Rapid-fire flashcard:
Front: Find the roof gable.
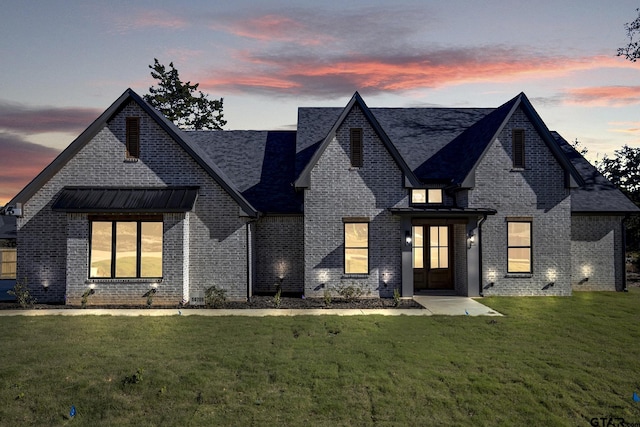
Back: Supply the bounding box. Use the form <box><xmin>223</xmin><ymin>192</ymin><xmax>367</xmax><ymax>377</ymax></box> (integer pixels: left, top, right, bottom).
<box><xmin>294</xmin><ymin>92</ymin><xmax>421</xmax><ymax>188</ymax></box>
<box><xmin>413</xmin><ymin>93</ymin><xmax>584</xmax><ymax>188</ymax></box>
<box><xmin>7</xmin><ymin>89</ymin><xmax>257</xmax><ymax>217</ymax></box>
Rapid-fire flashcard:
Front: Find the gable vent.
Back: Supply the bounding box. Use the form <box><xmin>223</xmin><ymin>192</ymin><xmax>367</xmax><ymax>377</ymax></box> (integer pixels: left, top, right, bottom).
<box><xmin>350</xmin><ymin>128</ymin><xmax>363</xmax><ymax>168</ymax></box>
<box><xmin>512</xmin><ymin>129</ymin><xmax>525</xmax><ymax>168</ymax></box>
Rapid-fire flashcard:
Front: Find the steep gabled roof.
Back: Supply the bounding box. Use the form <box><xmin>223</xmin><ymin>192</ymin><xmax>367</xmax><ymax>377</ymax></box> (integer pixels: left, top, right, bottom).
<box><xmin>294</xmin><ymin>92</ymin><xmax>421</xmax><ymax>188</ymax></box>
<box><xmin>553</xmin><ymin>132</ymin><xmax>639</xmax><ymax>214</ymax></box>
<box><xmin>7</xmin><ymin>89</ymin><xmax>258</xmax><ymax>217</ymax></box>
<box><xmin>415</xmin><ymin>93</ymin><xmax>584</xmax><ymax>187</ymax></box>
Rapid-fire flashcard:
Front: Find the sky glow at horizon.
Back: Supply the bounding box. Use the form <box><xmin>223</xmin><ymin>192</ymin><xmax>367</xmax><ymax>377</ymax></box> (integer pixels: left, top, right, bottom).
<box><xmin>1</xmin><ymin>0</ymin><xmax>639</xmax><ymax>204</ymax></box>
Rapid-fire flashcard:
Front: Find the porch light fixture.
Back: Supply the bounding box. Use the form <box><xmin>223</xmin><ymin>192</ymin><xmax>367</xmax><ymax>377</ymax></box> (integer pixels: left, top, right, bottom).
<box><xmin>405</xmin><ymin>231</ymin><xmax>412</xmax><ymax>246</ymax></box>
<box><xmin>43</xmin><ymin>283</ymin><xmax>49</xmax><ymax>292</ymax></box>
<box><xmin>467</xmin><ymin>231</ymin><xmax>476</xmax><ymax>249</ymax></box>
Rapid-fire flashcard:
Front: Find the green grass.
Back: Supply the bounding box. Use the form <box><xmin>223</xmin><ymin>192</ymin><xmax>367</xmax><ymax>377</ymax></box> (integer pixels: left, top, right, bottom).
<box><xmin>2</xmin><ymin>291</ymin><xmax>640</xmax><ymax>426</ymax></box>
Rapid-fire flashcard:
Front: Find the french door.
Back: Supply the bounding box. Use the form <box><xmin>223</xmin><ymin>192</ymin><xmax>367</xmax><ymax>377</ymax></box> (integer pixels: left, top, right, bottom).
<box><xmin>412</xmin><ymin>225</ymin><xmax>453</xmax><ymax>290</ymax></box>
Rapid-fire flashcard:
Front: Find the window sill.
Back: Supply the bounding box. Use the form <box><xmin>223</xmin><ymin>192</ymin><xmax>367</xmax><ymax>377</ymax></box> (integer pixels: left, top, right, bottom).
<box><xmin>505</xmin><ymin>273</ymin><xmax>532</xmax><ymax>278</ymax></box>
<box><xmin>341</xmin><ymin>274</ymin><xmax>369</xmax><ymax>279</ymax></box>
<box><xmin>124</xmin><ymin>158</ymin><xmax>139</xmax><ymax>163</ymax></box>
<box><xmin>86</xmin><ymin>278</ymin><xmax>163</xmax><ymax>283</ymax></box>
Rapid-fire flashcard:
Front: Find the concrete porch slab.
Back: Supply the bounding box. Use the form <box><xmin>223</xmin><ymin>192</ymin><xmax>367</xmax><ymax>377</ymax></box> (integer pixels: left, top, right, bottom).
<box><xmin>412</xmin><ymin>296</ymin><xmax>502</xmax><ymax>316</ymax></box>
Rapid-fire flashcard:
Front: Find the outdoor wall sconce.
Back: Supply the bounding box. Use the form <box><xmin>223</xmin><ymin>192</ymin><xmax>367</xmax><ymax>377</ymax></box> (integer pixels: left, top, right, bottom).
<box><xmin>405</xmin><ymin>231</ymin><xmax>412</xmax><ymax>246</ymax></box>
<box><xmin>542</xmin><ymin>282</ymin><xmax>555</xmax><ymax>290</ymax></box>
<box><xmin>483</xmin><ymin>282</ymin><xmax>494</xmax><ymax>290</ymax></box>
<box><xmin>578</xmin><ymin>277</ymin><xmax>589</xmax><ymax>285</ymax></box>
<box><xmin>151</xmin><ymin>282</ymin><xmax>158</xmax><ymax>290</ymax></box>
<box><xmin>467</xmin><ymin>231</ymin><xmax>476</xmax><ymax>249</ymax></box>
<box><xmin>43</xmin><ymin>283</ymin><xmax>49</xmax><ymax>292</ymax></box>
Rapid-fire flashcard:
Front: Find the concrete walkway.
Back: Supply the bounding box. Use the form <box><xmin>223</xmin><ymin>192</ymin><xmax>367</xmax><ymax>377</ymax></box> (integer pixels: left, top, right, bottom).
<box><xmin>0</xmin><ymin>297</ymin><xmax>501</xmax><ymax>317</ymax></box>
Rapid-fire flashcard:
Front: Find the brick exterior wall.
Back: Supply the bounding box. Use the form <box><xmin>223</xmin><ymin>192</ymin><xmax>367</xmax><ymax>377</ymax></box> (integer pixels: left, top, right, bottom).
<box><xmin>18</xmin><ymin>101</ymin><xmax>249</xmax><ymax>305</ymax></box>
<box><xmin>571</xmin><ymin>215</ymin><xmax>625</xmax><ymax>291</ymax></box>
<box><xmin>255</xmin><ymin>215</ymin><xmax>304</xmax><ymax>294</ymax></box>
<box><xmin>469</xmin><ymin>108</ymin><xmax>573</xmax><ymax>296</ymax></box>
<box><xmin>303</xmin><ymin>105</ymin><xmax>407</xmax><ymax>298</ymax></box>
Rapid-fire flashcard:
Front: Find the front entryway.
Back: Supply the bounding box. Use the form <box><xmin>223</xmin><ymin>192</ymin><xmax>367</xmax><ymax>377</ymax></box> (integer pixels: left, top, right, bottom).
<box><xmin>412</xmin><ymin>225</ymin><xmax>453</xmax><ymax>291</ymax></box>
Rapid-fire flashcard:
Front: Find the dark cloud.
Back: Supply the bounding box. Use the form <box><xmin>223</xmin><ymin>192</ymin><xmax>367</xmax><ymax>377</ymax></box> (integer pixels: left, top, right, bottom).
<box><xmin>0</xmin><ymin>133</ymin><xmax>60</xmax><ymax>203</ymax></box>
<box><xmin>0</xmin><ymin>102</ymin><xmax>101</xmax><ymax>134</ymax></box>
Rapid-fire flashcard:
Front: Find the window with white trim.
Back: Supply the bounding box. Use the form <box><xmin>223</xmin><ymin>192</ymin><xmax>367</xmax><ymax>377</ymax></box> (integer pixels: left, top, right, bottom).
<box><xmin>344</xmin><ymin>222</ymin><xmax>368</xmax><ymax>274</ymax></box>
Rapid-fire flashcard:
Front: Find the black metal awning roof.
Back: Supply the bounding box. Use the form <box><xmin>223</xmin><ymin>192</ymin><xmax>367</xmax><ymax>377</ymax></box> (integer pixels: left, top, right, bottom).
<box><xmin>52</xmin><ymin>187</ymin><xmax>199</xmax><ymax>213</ymax></box>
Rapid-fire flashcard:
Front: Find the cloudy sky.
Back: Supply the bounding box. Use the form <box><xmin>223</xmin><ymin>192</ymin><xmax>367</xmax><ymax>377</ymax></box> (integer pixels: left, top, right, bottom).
<box><xmin>1</xmin><ymin>0</ymin><xmax>639</xmax><ymax>204</ymax></box>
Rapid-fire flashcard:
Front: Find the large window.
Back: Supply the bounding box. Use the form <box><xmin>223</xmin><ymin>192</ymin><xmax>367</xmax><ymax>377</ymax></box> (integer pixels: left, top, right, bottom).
<box><xmin>507</xmin><ymin>221</ymin><xmax>531</xmax><ymax>273</ymax></box>
<box><xmin>0</xmin><ymin>248</ymin><xmax>16</xmax><ymax>279</ymax></box>
<box><xmin>344</xmin><ymin>222</ymin><xmax>368</xmax><ymax>274</ymax></box>
<box><xmin>90</xmin><ymin>218</ymin><xmax>162</xmax><ymax>278</ymax></box>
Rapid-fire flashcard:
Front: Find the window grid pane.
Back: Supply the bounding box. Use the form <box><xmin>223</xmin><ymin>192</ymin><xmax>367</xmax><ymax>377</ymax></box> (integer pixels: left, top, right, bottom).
<box><xmin>0</xmin><ymin>249</ymin><xmax>17</xmax><ymax>279</ymax></box>
<box><xmin>115</xmin><ymin>222</ymin><xmax>138</xmax><ymax>277</ymax></box>
<box><xmin>140</xmin><ymin>222</ymin><xmax>163</xmax><ymax>277</ymax></box>
<box><xmin>412</xmin><ymin>189</ymin><xmax>426</xmax><ymax>204</ymax></box>
<box><xmin>427</xmin><ymin>189</ymin><xmax>443</xmax><ymax>204</ymax></box>
<box><xmin>90</xmin><ymin>222</ymin><xmax>112</xmax><ymax>278</ymax></box>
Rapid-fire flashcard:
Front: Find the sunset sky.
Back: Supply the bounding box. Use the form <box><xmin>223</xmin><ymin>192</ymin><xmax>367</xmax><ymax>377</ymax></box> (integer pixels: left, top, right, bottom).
<box><xmin>1</xmin><ymin>0</ymin><xmax>639</xmax><ymax>204</ymax></box>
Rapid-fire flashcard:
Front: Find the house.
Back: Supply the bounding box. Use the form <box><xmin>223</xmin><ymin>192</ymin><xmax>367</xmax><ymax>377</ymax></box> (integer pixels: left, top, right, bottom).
<box><xmin>2</xmin><ymin>89</ymin><xmax>637</xmax><ymax>306</ymax></box>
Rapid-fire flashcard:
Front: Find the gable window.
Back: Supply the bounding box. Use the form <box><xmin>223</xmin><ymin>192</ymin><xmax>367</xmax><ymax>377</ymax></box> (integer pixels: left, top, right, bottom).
<box><xmin>507</xmin><ymin>221</ymin><xmax>531</xmax><ymax>273</ymax></box>
<box><xmin>411</xmin><ymin>189</ymin><xmax>443</xmax><ymax>204</ymax></box>
<box><xmin>0</xmin><ymin>248</ymin><xmax>16</xmax><ymax>279</ymax></box>
<box><xmin>350</xmin><ymin>128</ymin><xmax>363</xmax><ymax>168</ymax></box>
<box><xmin>512</xmin><ymin>129</ymin><xmax>525</xmax><ymax>169</ymax></box>
<box><xmin>344</xmin><ymin>221</ymin><xmax>368</xmax><ymax>274</ymax></box>
<box><xmin>126</xmin><ymin>117</ymin><xmax>140</xmax><ymax>159</ymax></box>
<box><xmin>90</xmin><ymin>217</ymin><xmax>162</xmax><ymax>278</ymax></box>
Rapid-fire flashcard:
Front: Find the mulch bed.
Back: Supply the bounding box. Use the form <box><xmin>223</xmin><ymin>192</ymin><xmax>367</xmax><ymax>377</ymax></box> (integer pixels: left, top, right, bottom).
<box><xmin>0</xmin><ymin>295</ymin><xmax>424</xmax><ymax>310</ymax></box>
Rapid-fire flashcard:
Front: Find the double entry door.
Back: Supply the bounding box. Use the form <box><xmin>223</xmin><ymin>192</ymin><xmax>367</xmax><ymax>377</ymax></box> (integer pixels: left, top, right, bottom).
<box><xmin>412</xmin><ymin>225</ymin><xmax>453</xmax><ymax>290</ymax></box>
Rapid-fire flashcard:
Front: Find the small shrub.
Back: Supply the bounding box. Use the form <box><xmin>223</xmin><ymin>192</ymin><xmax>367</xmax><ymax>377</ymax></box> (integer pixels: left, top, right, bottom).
<box><xmin>143</xmin><ymin>288</ymin><xmax>157</xmax><ymax>307</ymax></box>
<box><xmin>8</xmin><ymin>279</ymin><xmax>35</xmax><ymax>308</ymax></box>
<box><xmin>81</xmin><ymin>288</ymin><xmax>95</xmax><ymax>308</ymax></box>
<box><xmin>393</xmin><ymin>288</ymin><xmax>401</xmax><ymax>307</ymax></box>
<box><xmin>337</xmin><ymin>284</ymin><xmax>364</xmax><ymax>302</ymax></box>
<box><xmin>205</xmin><ymin>285</ymin><xmax>227</xmax><ymax>308</ymax></box>
<box><xmin>273</xmin><ymin>286</ymin><xmax>282</xmax><ymax>308</ymax></box>
<box><xmin>323</xmin><ymin>288</ymin><xmax>332</xmax><ymax>306</ymax></box>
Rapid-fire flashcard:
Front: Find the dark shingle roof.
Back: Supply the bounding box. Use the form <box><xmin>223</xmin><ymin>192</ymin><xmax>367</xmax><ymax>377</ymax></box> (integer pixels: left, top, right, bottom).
<box><xmin>413</xmin><ymin>97</ymin><xmax>517</xmax><ymax>183</ymax></box>
<box><xmin>553</xmin><ymin>132</ymin><xmax>639</xmax><ymax>213</ymax></box>
<box><xmin>188</xmin><ymin>131</ymin><xmax>303</xmax><ymax>213</ymax></box>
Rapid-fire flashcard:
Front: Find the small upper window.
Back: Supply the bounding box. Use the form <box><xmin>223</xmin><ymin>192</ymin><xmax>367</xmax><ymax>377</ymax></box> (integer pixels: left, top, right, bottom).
<box><xmin>126</xmin><ymin>117</ymin><xmax>140</xmax><ymax>159</ymax></box>
<box><xmin>428</xmin><ymin>189</ymin><xmax>443</xmax><ymax>204</ymax></box>
<box><xmin>411</xmin><ymin>189</ymin><xmax>443</xmax><ymax>204</ymax></box>
<box><xmin>512</xmin><ymin>129</ymin><xmax>525</xmax><ymax>169</ymax></box>
<box><xmin>411</xmin><ymin>189</ymin><xmax>426</xmax><ymax>204</ymax></box>
<box><xmin>350</xmin><ymin>128</ymin><xmax>363</xmax><ymax>168</ymax></box>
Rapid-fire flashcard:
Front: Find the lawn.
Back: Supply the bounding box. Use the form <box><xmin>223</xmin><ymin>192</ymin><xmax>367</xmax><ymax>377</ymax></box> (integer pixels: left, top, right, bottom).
<box><xmin>2</xmin><ymin>290</ymin><xmax>640</xmax><ymax>426</ymax></box>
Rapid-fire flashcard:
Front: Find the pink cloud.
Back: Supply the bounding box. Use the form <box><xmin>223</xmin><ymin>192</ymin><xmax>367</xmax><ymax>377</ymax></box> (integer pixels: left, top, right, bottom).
<box><xmin>565</xmin><ymin>86</ymin><xmax>640</xmax><ymax>106</ymax></box>
<box><xmin>201</xmin><ymin>50</ymin><xmax>631</xmax><ymax>97</ymax></box>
